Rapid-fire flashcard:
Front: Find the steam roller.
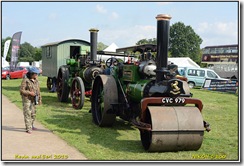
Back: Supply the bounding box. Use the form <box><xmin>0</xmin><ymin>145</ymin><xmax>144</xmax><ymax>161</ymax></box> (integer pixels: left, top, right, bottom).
<box><xmin>56</xmin><ymin>28</ymin><xmax>104</xmax><ymax>109</ymax></box>
<box><xmin>91</xmin><ymin>14</ymin><xmax>210</xmax><ymax>152</ymax></box>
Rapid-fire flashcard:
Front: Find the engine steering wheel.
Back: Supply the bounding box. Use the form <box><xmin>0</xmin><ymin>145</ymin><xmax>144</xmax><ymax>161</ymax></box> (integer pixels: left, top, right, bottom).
<box><xmin>105</xmin><ymin>58</ymin><xmax>119</xmax><ymax>68</ymax></box>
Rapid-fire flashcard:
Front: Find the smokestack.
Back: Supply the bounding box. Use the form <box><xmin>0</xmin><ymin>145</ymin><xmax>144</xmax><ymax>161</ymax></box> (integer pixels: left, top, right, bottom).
<box><xmin>89</xmin><ymin>28</ymin><xmax>99</xmax><ymax>61</ymax></box>
<box><xmin>155</xmin><ymin>14</ymin><xmax>172</xmax><ymax>82</ymax></box>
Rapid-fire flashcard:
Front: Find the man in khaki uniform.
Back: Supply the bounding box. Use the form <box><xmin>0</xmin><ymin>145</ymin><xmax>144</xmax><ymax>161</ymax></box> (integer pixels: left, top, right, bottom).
<box><xmin>20</xmin><ymin>67</ymin><xmax>42</xmax><ymax>134</ymax></box>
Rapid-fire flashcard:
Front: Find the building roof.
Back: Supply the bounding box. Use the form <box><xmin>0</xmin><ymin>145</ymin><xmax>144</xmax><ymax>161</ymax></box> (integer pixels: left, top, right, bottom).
<box><xmin>41</xmin><ymin>39</ymin><xmax>90</xmax><ymax>47</ymax></box>
<box><xmin>203</xmin><ymin>44</ymin><xmax>238</xmax><ymax>48</ymax></box>
<box><xmin>116</xmin><ymin>44</ymin><xmax>157</xmax><ymax>53</ymax></box>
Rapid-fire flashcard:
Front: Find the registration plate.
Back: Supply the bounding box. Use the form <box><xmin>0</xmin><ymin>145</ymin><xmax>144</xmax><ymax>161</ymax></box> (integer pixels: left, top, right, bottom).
<box><xmin>162</xmin><ymin>97</ymin><xmax>185</xmax><ymax>104</ymax></box>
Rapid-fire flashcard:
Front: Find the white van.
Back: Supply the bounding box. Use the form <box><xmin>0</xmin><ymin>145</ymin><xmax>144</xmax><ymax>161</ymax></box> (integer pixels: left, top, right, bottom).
<box><xmin>178</xmin><ymin>67</ymin><xmax>228</xmax><ymax>88</ymax></box>
<box><xmin>17</xmin><ymin>62</ymin><xmax>30</xmax><ymax>67</ymax></box>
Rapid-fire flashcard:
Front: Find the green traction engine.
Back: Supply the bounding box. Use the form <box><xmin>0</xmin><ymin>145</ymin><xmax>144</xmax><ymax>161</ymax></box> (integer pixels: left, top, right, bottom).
<box><xmin>56</xmin><ymin>29</ymin><xmax>103</xmax><ymax>109</ymax></box>
<box><xmin>91</xmin><ymin>14</ymin><xmax>210</xmax><ymax>152</ymax></box>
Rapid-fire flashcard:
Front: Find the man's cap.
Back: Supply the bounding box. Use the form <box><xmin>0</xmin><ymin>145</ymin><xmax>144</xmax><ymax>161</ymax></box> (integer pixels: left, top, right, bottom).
<box><xmin>28</xmin><ymin>67</ymin><xmax>40</xmax><ymax>74</ymax></box>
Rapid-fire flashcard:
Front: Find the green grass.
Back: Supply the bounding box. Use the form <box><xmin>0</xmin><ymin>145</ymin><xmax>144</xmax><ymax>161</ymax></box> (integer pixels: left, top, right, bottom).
<box><xmin>2</xmin><ymin>76</ymin><xmax>239</xmax><ymax>161</ymax></box>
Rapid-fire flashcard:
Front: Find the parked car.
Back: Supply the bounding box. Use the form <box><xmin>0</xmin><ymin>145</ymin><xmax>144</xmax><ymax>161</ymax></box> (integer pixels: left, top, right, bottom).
<box><xmin>2</xmin><ymin>66</ymin><xmax>29</xmax><ymax>80</ymax></box>
<box><xmin>178</xmin><ymin>67</ymin><xmax>229</xmax><ymax>88</ymax></box>
<box><xmin>2</xmin><ymin>66</ymin><xmax>10</xmax><ymax>71</ymax></box>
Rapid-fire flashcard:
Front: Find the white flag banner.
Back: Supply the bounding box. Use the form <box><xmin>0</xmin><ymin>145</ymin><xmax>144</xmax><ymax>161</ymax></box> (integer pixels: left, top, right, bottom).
<box><xmin>3</xmin><ymin>39</ymin><xmax>11</xmax><ymax>60</ymax></box>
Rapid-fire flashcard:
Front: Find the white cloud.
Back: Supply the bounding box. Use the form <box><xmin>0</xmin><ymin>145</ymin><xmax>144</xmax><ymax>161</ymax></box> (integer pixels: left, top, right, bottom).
<box><xmin>196</xmin><ymin>21</ymin><xmax>237</xmax><ymax>36</ymax></box>
<box><xmin>48</xmin><ymin>13</ymin><xmax>58</xmax><ymax>20</ymax></box>
<box><xmin>99</xmin><ymin>25</ymin><xmax>156</xmax><ymax>47</ymax></box>
<box><xmin>110</xmin><ymin>12</ymin><xmax>119</xmax><ymax>20</ymax></box>
<box><xmin>32</xmin><ymin>38</ymin><xmax>50</xmax><ymax>47</ymax></box>
<box><xmin>135</xmin><ymin>25</ymin><xmax>156</xmax><ymax>32</ymax></box>
<box><xmin>96</xmin><ymin>4</ymin><xmax>107</xmax><ymax>14</ymax></box>
<box><xmin>100</xmin><ymin>21</ymin><xmax>238</xmax><ymax>48</ymax></box>
<box><xmin>2</xmin><ymin>16</ymin><xmax>7</xmax><ymax>23</ymax></box>
<box><xmin>96</xmin><ymin>5</ymin><xmax>118</xmax><ymax>20</ymax></box>
<box><xmin>196</xmin><ymin>22</ymin><xmax>209</xmax><ymax>33</ymax></box>
<box><xmin>2</xmin><ymin>16</ymin><xmax>15</xmax><ymax>25</ymax></box>
<box><xmin>196</xmin><ymin>21</ymin><xmax>238</xmax><ymax>47</ymax></box>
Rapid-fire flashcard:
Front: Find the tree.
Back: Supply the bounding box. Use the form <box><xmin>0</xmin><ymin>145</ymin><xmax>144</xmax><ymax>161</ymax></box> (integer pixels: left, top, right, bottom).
<box><xmin>135</xmin><ymin>22</ymin><xmax>203</xmax><ymax>64</ymax></box>
<box><xmin>97</xmin><ymin>42</ymin><xmax>108</xmax><ymax>51</ymax></box>
<box><xmin>169</xmin><ymin>22</ymin><xmax>202</xmax><ymax>64</ymax></box>
<box><xmin>2</xmin><ymin>38</ymin><xmax>42</xmax><ymax>63</ymax></box>
<box><xmin>19</xmin><ymin>42</ymin><xmax>35</xmax><ymax>62</ymax></box>
<box><xmin>34</xmin><ymin>47</ymin><xmax>42</xmax><ymax>61</ymax></box>
<box><xmin>136</xmin><ymin>38</ymin><xmax>157</xmax><ymax>45</ymax></box>
<box><xmin>1</xmin><ymin>37</ymin><xmax>12</xmax><ymax>61</ymax></box>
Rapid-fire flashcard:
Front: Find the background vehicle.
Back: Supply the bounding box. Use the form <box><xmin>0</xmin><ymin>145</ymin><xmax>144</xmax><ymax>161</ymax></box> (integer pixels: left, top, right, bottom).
<box><xmin>201</xmin><ymin>44</ymin><xmax>238</xmax><ymax>79</ymax></box>
<box><xmin>2</xmin><ymin>66</ymin><xmax>10</xmax><ymax>71</ymax></box>
<box><xmin>179</xmin><ymin>67</ymin><xmax>228</xmax><ymax>88</ymax></box>
<box><xmin>2</xmin><ymin>66</ymin><xmax>29</xmax><ymax>80</ymax></box>
<box><xmin>55</xmin><ymin>29</ymin><xmax>104</xmax><ymax>109</ymax></box>
<box><xmin>42</xmin><ymin>29</ymin><xmax>122</xmax><ymax>109</ymax></box>
<box><xmin>2</xmin><ymin>66</ymin><xmax>10</xmax><ymax>79</ymax></box>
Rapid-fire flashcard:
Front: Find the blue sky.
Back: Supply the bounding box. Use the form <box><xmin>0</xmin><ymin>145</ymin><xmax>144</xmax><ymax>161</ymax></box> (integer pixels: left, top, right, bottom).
<box><xmin>2</xmin><ymin>1</ymin><xmax>239</xmax><ymax>48</ymax></box>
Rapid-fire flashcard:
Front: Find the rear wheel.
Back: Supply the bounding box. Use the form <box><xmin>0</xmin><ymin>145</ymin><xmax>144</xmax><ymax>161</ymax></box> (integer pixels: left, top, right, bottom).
<box><xmin>188</xmin><ymin>81</ymin><xmax>195</xmax><ymax>89</ymax></box>
<box><xmin>57</xmin><ymin>66</ymin><xmax>70</xmax><ymax>102</ymax></box>
<box><xmin>71</xmin><ymin>77</ymin><xmax>85</xmax><ymax>109</ymax></box>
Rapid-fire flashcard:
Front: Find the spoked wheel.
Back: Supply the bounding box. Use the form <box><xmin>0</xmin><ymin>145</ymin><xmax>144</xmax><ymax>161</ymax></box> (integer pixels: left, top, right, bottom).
<box><xmin>140</xmin><ymin>106</ymin><xmax>204</xmax><ymax>152</ymax></box>
<box><xmin>57</xmin><ymin>66</ymin><xmax>70</xmax><ymax>102</ymax></box>
<box><xmin>47</xmin><ymin>77</ymin><xmax>52</xmax><ymax>90</ymax></box>
<box><xmin>91</xmin><ymin>75</ymin><xmax>118</xmax><ymax>127</ymax></box>
<box><xmin>71</xmin><ymin>77</ymin><xmax>85</xmax><ymax>109</ymax></box>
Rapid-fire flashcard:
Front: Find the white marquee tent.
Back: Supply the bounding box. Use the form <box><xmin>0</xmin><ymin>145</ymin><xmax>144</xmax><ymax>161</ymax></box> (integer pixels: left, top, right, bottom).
<box><xmin>168</xmin><ymin>57</ymin><xmax>200</xmax><ymax>68</ymax></box>
<box><xmin>97</xmin><ymin>43</ymin><xmax>128</xmax><ymax>62</ymax></box>
<box><xmin>103</xmin><ymin>43</ymin><xmax>118</xmax><ymax>52</ymax></box>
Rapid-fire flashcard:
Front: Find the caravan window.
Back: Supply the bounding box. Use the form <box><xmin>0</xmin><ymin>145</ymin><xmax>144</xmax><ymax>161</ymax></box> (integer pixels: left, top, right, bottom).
<box><xmin>46</xmin><ymin>47</ymin><xmax>51</xmax><ymax>58</ymax></box>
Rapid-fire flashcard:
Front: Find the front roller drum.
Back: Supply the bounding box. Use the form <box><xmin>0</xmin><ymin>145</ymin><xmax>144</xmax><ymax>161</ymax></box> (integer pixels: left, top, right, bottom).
<box><xmin>140</xmin><ymin>106</ymin><xmax>204</xmax><ymax>152</ymax></box>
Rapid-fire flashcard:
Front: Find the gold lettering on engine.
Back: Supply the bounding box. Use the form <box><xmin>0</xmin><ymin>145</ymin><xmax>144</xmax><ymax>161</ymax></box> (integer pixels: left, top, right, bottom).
<box><xmin>170</xmin><ymin>81</ymin><xmax>181</xmax><ymax>95</ymax></box>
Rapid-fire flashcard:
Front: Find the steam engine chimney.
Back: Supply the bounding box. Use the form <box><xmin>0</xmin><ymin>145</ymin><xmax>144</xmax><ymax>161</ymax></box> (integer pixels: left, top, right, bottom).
<box><xmin>155</xmin><ymin>14</ymin><xmax>172</xmax><ymax>83</ymax></box>
<box><xmin>89</xmin><ymin>28</ymin><xmax>99</xmax><ymax>62</ymax></box>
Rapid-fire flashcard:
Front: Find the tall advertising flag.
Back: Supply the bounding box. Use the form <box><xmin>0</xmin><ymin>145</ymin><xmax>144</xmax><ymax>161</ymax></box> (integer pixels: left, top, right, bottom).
<box><xmin>3</xmin><ymin>39</ymin><xmax>11</xmax><ymax>60</ymax></box>
<box><xmin>10</xmin><ymin>31</ymin><xmax>22</xmax><ymax>71</ymax></box>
